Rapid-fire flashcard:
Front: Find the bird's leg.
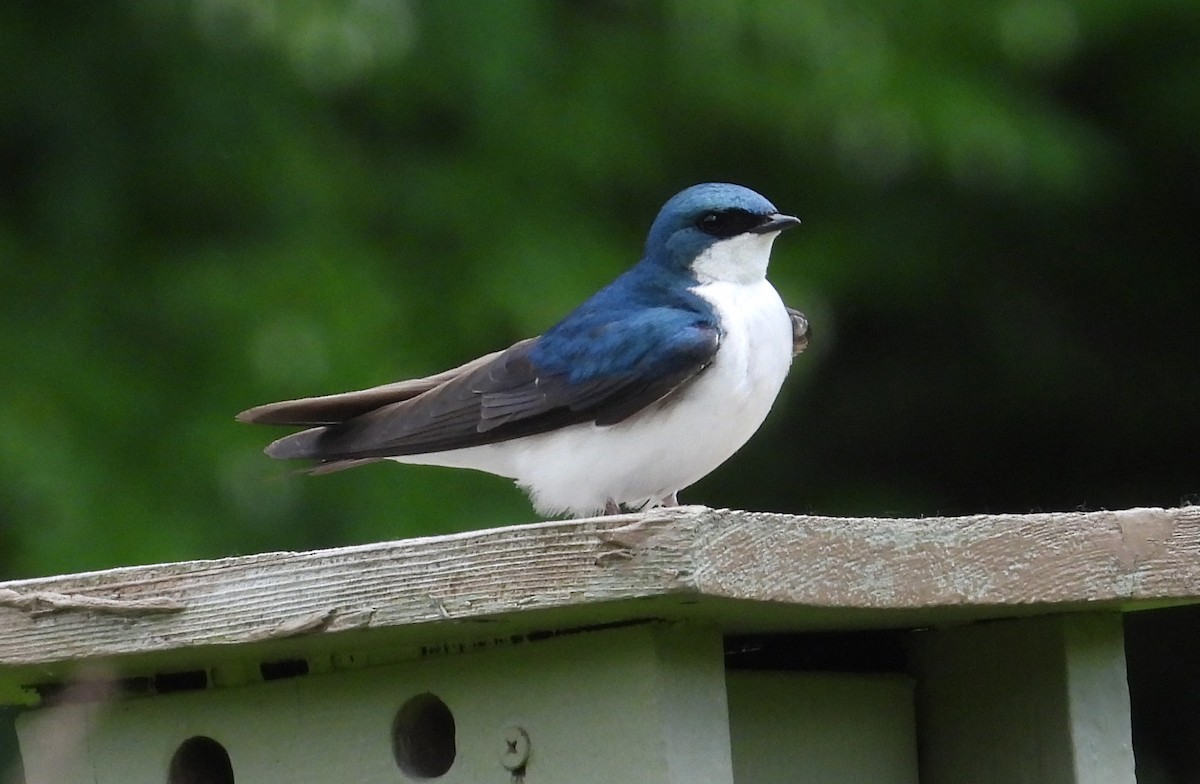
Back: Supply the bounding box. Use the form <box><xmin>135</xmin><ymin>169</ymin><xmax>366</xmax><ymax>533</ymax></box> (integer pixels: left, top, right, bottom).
<box><xmin>661</xmin><ymin>492</ymin><xmax>679</xmax><ymax>507</ymax></box>
<box><xmin>604</xmin><ymin>499</ymin><xmax>622</xmax><ymax>515</ymax></box>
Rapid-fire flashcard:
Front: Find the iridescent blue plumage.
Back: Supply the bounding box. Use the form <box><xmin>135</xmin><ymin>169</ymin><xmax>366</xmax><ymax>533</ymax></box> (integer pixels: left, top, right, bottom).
<box><xmin>643</xmin><ymin>182</ymin><xmax>782</xmax><ymax>265</ymax></box>
<box><xmin>529</xmin><ymin>182</ymin><xmax>783</xmax><ymax>384</ymax></box>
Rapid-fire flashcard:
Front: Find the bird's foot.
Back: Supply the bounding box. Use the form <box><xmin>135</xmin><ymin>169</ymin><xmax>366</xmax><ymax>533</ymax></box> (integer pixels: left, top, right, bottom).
<box><xmin>605</xmin><ymin>494</ymin><xmax>677</xmax><ymax>515</ymax></box>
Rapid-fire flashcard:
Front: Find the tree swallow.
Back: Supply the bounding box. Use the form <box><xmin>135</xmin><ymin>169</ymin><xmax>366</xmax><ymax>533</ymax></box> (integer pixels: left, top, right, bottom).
<box><xmin>238</xmin><ymin>183</ymin><xmax>804</xmax><ymax>517</ymax></box>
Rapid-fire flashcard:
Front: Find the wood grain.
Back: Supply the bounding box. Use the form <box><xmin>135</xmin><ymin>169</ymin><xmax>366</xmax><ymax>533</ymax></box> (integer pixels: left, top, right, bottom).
<box><xmin>0</xmin><ymin>506</ymin><xmax>1197</xmax><ymax>696</ymax></box>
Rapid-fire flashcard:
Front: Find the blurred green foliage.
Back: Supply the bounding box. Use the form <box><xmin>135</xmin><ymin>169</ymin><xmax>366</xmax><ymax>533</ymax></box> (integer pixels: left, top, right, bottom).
<box><xmin>1</xmin><ymin>0</ymin><xmax>1198</xmax><ymax>582</ymax></box>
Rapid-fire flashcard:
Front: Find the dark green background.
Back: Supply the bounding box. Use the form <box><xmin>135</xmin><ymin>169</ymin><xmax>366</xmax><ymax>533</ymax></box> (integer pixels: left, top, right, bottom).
<box><xmin>3</xmin><ymin>2</ymin><xmax>1200</xmax><ymax>780</ymax></box>
<box><xmin>2</xmin><ymin>0</ymin><xmax>1198</xmax><ymax>581</ymax></box>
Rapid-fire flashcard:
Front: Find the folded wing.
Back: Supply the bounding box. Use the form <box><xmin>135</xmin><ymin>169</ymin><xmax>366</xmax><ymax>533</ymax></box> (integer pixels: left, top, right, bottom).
<box><xmin>252</xmin><ymin>311</ymin><xmax>720</xmax><ymax>466</ymax></box>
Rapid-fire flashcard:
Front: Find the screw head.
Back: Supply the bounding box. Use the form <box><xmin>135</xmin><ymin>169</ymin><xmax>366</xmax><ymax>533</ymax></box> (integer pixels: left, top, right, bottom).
<box><xmin>499</xmin><ymin>725</ymin><xmax>530</xmax><ymax>771</ymax></box>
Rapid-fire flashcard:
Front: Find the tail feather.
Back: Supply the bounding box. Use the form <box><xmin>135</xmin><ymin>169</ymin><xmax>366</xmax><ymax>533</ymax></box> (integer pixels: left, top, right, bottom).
<box><xmin>236</xmin><ymin>342</ymin><xmax>525</xmax><ymax>426</ymax></box>
<box><xmin>264</xmin><ymin>427</ymin><xmax>327</xmax><ymax>460</ymax></box>
<box><xmin>308</xmin><ymin>457</ymin><xmax>384</xmax><ymax>474</ymax></box>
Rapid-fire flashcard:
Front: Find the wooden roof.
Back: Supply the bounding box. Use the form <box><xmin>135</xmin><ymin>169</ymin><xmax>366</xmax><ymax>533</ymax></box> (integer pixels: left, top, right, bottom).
<box><xmin>2</xmin><ymin>505</ymin><xmax>1198</xmax><ymax>705</ymax></box>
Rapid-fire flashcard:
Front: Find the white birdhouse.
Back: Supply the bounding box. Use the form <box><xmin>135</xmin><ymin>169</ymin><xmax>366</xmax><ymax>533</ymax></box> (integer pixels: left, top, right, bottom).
<box><xmin>2</xmin><ymin>506</ymin><xmax>1198</xmax><ymax>783</ymax></box>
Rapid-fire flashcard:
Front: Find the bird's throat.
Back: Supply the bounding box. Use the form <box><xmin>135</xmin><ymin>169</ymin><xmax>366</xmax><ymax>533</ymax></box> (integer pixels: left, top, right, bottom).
<box><xmin>689</xmin><ymin>231</ymin><xmax>781</xmax><ymax>284</ymax></box>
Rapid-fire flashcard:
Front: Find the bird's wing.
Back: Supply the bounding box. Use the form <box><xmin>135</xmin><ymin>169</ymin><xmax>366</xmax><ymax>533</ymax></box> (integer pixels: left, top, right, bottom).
<box><xmin>262</xmin><ymin>310</ymin><xmax>720</xmax><ymax>462</ymax></box>
<box><xmin>786</xmin><ymin>306</ymin><xmax>810</xmax><ymax>356</ymax></box>
<box><xmin>236</xmin><ymin>341</ymin><xmax>529</xmax><ymax>426</ymax></box>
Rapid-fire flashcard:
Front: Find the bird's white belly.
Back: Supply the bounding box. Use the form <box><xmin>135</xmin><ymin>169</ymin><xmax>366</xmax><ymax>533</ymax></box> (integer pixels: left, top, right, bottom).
<box><xmin>391</xmin><ymin>279</ymin><xmax>792</xmax><ymax>517</ymax></box>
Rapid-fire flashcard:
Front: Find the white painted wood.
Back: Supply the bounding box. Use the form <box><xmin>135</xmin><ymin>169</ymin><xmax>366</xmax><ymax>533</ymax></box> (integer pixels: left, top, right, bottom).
<box><xmin>655</xmin><ymin>623</ymin><xmax>736</xmax><ymax>784</ymax></box>
<box><xmin>913</xmin><ymin>613</ymin><xmax>1135</xmax><ymax>784</ymax></box>
<box><xmin>14</xmin><ymin>703</ymin><xmax>98</xmax><ymax>784</ymax></box>
<box><xmin>16</xmin><ymin>622</ymin><xmax>734</xmax><ymax>784</ymax></box>
<box><xmin>1</xmin><ymin>504</ymin><xmax>1197</xmax><ymax>705</ymax></box>
<box><xmin>1064</xmin><ymin>617</ymin><xmax>1138</xmax><ymax>781</ymax></box>
<box><xmin>726</xmin><ymin>671</ymin><xmax>918</xmax><ymax>784</ymax></box>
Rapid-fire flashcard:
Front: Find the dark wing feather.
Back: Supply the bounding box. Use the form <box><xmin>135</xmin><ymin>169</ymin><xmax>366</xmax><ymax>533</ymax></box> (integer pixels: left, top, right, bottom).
<box><xmin>261</xmin><ymin>316</ymin><xmax>719</xmax><ymax>463</ymax></box>
<box><xmin>786</xmin><ymin>307</ymin><xmax>810</xmax><ymax>356</ymax></box>
<box><xmin>236</xmin><ymin>342</ymin><xmax>525</xmax><ymax>425</ymax></box>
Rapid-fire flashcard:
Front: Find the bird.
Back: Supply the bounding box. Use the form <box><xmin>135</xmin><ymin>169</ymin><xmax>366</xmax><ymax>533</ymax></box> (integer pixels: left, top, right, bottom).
<box><xmin>238</xmin><ymin>182</ymin><xmax>805</xmax><ymax>518</ymax></box>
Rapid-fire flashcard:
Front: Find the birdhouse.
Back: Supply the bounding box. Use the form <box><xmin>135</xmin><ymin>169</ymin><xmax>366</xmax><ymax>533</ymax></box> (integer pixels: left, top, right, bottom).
<box><xmin>2</xmin><ymin>506</ymin><xmax>1198</xmax><ymax>783</ymax></box>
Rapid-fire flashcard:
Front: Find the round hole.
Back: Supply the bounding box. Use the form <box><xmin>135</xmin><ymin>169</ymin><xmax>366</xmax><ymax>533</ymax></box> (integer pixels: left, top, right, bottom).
<box><xmin>168</xmin><ymin>735</ymin><xmax>234</xmax><ymax>784</ymax></box>
<box><xmin>392</xmin><ymin>692</ymin><xmax>456</xmax><ymax>779</ymax></box>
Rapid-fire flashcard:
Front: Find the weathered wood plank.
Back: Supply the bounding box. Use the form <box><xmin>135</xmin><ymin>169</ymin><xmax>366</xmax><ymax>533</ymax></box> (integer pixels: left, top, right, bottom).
<box><xmin>0</xmin><ymin>506</ymin><xmax>1197</xmax><ymax>699</ymax></box>
<box><xmin>689</xmin><ymin>505</ymin><xmax>1200</xmax><ymax>607</ymax></box>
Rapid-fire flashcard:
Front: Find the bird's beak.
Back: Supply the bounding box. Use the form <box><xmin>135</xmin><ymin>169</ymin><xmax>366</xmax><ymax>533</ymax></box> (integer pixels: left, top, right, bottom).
<box><xmin>750</xmin><ymin>213</ymin><xmax>802</xmax><ymax>234</ymax></box>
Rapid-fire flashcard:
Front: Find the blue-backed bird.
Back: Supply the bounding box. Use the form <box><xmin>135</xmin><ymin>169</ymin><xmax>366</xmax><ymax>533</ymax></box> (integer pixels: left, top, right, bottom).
<box><xmin>238</xmin><ymin>183</ymin><xmax>808</xmax><ymax>517</ymax></box>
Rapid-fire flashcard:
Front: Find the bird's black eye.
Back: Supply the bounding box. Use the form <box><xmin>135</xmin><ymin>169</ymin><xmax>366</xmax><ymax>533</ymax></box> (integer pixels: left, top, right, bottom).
<box><xmin>695</xmin><ymin>209</ymin><xmax>760</xmax><ymax>238</ymax></box>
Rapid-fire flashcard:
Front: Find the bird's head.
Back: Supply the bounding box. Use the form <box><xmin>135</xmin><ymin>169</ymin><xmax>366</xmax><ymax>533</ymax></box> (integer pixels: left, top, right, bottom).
<box><xmin>643</xmin><ymin>183</ymin><xmax>800</xmax><ymax>284</ymax></box>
